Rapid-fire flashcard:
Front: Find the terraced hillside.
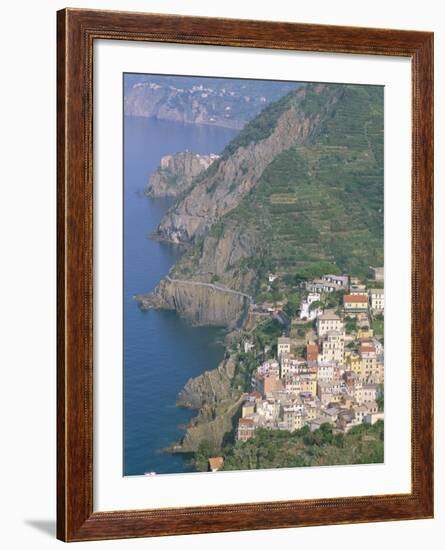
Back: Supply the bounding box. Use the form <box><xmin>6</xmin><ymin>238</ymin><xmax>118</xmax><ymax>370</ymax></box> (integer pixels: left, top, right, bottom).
<box><xmin>142</xmin><ymin>83</ymin><xmax>383</xmax><ymax>319</ymax></box>
<box><xmin>221</xmin><ymin>86</ymin><xmax>383</xmax><ymax>280</ymax></box>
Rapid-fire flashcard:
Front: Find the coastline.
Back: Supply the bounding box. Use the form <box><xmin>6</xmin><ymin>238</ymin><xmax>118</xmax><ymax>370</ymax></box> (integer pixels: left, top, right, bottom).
<box><xmin>123</xmin><ymin>115</ymin><xmax>237</xmax><ymax>475</ymax></box>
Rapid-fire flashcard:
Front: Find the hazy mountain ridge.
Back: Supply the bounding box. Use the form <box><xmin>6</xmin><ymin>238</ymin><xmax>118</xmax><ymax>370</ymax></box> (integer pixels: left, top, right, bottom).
<box><xmin>124</xmin><ymin>76</ymin><xmax>301</xmax><ymax>129</ymax></box>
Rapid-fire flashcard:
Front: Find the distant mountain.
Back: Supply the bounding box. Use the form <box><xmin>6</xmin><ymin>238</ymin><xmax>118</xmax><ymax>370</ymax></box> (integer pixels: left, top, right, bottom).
<box><xmin>124</xmin><ymin>75</ymin><xmax>301</xmax><ymax>129</ymax></box>
<box><xmin>139</xmin><ymin>83</ymin><xmax>384</xmax><ymax>327</ymax></box>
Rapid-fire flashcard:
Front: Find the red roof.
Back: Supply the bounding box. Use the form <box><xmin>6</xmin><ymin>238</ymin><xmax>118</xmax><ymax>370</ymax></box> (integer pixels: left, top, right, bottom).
<box><xmin>344</xmin><ymin>294</ymin><xmax>368</xmax><ymax>303</ymax></box>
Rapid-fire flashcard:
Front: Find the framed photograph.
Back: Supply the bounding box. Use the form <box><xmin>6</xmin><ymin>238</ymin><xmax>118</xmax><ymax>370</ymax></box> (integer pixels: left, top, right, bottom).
<box><xmin>57</xmin><ymin>8</ymin><xmax>433</xmax><ymax>542</ymax></box>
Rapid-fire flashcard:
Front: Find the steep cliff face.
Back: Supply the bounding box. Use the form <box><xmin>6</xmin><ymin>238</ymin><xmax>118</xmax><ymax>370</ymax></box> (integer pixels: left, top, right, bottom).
<box><xmin>156</xmin><ymin>84</ymin><xmax>342</xmax><ymax>244</ymax></box>
<box><xmin>171</xmin><ymin>225</ymin><xmax>260</xmax><ymax>295</ymax></box>
<box><xmin>177</xmin><ymin>355</ymin><xmax>238</xmax><ymax>409</ymax></box>
<box><xmin>136</xmin><ymin>277</ymin><xmax>249</xmax><ymax>327</ymax></box>
<box><xmin>173</xmin><ymin>356</ymin><xmax>242</xmax><ymax>453</ymax></box>
<box><xmin>176</xmin><ymin>399</ymin><xmax>242</xmax><ymax>453</ymax></box>
<box><xmin>146</xmin><ymin>152</ymin><xmax>219</xmax><ymax>198</ymax></box>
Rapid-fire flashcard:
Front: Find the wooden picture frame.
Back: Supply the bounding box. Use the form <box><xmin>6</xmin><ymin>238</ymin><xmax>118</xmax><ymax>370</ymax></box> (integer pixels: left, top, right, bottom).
<box><xmin>57</xmin><ymin>8</ymin><xmax>434</xmax><ymax>542</ymax></box>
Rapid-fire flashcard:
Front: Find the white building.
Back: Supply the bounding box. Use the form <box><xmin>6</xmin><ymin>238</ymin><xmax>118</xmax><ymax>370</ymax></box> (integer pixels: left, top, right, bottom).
<box><xmin>317</xmin><ymin>362</ymin><xmax>336</xmax><ymax>383</ymax></box>
<box><xmin>280</xmin><ymin>354</ymin><xmax>307</xmax><ymax>377</ymax></box>
<box><xmin>277</xmin><ymin>336</ymin><xmax>291</xmax><ymax>358</ymax></box>
<box><xmin>365</xmin><ymin>411</ymin><xmax>384</xmax><ymax>425</ymax></box>
<box><xmin>354</xmin><ymin>383</ymin><xmax>380</xmax><ymax>405</ymax></box>
<box><xmin>321</xmin><ymin>274</ymin><xmax>349</xmax><ymax>288</ymax></box>
<box><xmin>243</xmin><ymin>339</ymin><xmax>255</xmax><ymax>353</ymax></box>
<box><xmin>299</xmin><ymin>293</ymin><xmax>322</xmax><ymax>320</ymax></box>
<box><xmin>307</xmin><ymin>279</ymin><xmax>342</xmax><ymax>293</ymax></box>
<box><xmin>317</xmin><ymin>312</ymin><xmax>343</xmax><ymax>337</ymax></box>
<box><xmin>318</xmin><ymin>331</ymin><xmax>345</xmax><ymax>364</ymax></box>
<box><xmin>257</xmin><ymin>359</ymin><xmax>280</xmax><ymax>377</ymax></box>
<box><xmin>369</xmin><ymin>288</ymin><xmax>384</xmax><ymax>312</ymax></box>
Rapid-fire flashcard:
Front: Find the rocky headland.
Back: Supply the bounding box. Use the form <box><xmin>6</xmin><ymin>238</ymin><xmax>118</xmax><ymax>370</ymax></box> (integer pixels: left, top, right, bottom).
<box><xmin>136</xmin><ymin>276</ymin><xmax>251</xmax><ymax>328</ymax></box>
<box><xmin>146</xmin><ymin>152</ymin><xmax>220</xmax><ymax>198</ymax></box>
<box><xmin>169</xmin><ymin>355</ymin><xmax>243</xmax><ymax>453</ymax></box>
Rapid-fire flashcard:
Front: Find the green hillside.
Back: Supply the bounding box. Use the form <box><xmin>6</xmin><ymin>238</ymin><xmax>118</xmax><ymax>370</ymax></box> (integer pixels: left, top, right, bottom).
<box><xmin>165</xmin><ymin>84</ymin><xmax>383</xmax><ymax>298</ymax></box>
<box><xmin>220</xmin><ymin>85</ymin><xmax>384</xmax><ymax>281</ymax></box>
<box><xmin>194</xmin><ymin>421</ymin><xmax>384</xmax><ymax>471</ymax></box>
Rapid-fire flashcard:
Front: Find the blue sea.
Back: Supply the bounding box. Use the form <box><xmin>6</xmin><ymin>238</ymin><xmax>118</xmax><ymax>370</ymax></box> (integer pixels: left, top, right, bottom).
<box><xmin>123</xmin><ymin>116</ymin><xmax>238</xmax><ymax>476</ymax></box>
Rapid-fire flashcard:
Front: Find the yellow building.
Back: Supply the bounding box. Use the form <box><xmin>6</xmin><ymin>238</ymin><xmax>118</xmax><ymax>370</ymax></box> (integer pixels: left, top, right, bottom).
<box><xmin>360</xmin><ymin>356</ymin><xmax>377</xmax><ymax>380</ymax></box>
<box><xmin>361</xmin><ymin>360</ymin><xmax>384</xmax><ymax>384</ymax></box>
<box><xmin>284</xmin><ymin>373</ymin><xmax>317</xmax><ymax>397</ymax></box>
<box><xmin>282</xmin><ymin>407</ymin><xmax>305</xmax><ymax>432</ymax></box>
<box><xmin>304</xmin><ymin>406</ymin><xmax>318</xmax><ymax>421</ymax></box>
<box><xmin>242</xmin><ymin>401</ymin><xmax>255</xmax><ymax>418</ymax></box>
<box><xmin>345</xmin><ymin>352</ymin><xmax>361</xmax><ymax>375</ymax></box>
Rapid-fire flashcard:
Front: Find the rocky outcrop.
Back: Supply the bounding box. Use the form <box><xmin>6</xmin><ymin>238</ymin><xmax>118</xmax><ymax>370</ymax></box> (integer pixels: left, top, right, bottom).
<box><xmin>171</xmin><ymin>225</ymin><xmax>260</xmax><ymax>295</ymax></box>
<box><xmin>177</xmin><ymin>355</ymin><xmax>238</xmax><ymax>409</ymax></box>
<box><xmin>175</xmin><ymin>398</ymin><xmax>243</xmax><ymax>453</ymax></box>
<box><xmin>172</xmin><ymin>356</ymin><xmax>243</xmax><ymax>453</ymax></box>
<box><xmin>156</xmin><ymin>85</ymin><xmax>343</xmax><ymax>244</ymax></box>
<box><xmin>146</xmin><ymin>152</ymin><xmax>220</xmax><ymax>198</ymax></box>
<box><xmin>136</xmin><ymin>277</ymin><xmax>250</xmax><ymax>328</ymax></box>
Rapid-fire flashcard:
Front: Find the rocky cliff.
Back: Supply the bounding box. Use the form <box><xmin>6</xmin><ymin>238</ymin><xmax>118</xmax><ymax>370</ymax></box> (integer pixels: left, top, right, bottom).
<box><xmin>176</xmin><ymin>399</ymin><xmax>243</xmax><ymax>453</ymax></box>
<box><xmin>136</xmin><ymin>277</ymin><xmax>250</xmax><ymax>328</ymax></box>
<box><xmin>156</xmin><ymin>84</ymin><xmax>342</xmax><ymax>244</ymax></box>
<box><xmin>146</xmin><ymin>152</ymin><xmax>220</xmax><ymax>198</ymax></box>
<box><xmin>177</xmin><ymin>355</ymin><xmax>238</xmax><ymax>409</ymax></box>
<box><xmin>170</xmin><ymin>225</ymin><xmax>260</xmax><ymax>294</ymax></box>
<box><xmin>172</xmin><ymin>356</ymin><xmax>243</xmax><ymax>453</ymax></box>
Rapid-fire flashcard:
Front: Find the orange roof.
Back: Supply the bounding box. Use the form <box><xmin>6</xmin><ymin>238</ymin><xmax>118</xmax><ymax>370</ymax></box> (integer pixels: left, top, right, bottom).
<box><xmin>264</xmin><ymin>375</ymin><xmax>284</xmax><ymax>393</ymax></box>
<box><xmin>344</xmin><ymin>294</ymin><xmax>368</xmax><ymax>303</ymax></box>
<box><xmin>307</xmin><ymin>342</ymin><xmax>318</xmax><ymax>361</ymax></box>
<box><xmin>208</xmin><ymin>457</ymin><xmax>224</xmax><ymax>470</ymax></box>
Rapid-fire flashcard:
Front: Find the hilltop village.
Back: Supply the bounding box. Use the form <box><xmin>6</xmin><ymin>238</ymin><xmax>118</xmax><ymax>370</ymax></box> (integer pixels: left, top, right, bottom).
<box><xmin>234</xmin><ymin>268</ymin><xmax>384</xmax><ymax>446</ymax></box>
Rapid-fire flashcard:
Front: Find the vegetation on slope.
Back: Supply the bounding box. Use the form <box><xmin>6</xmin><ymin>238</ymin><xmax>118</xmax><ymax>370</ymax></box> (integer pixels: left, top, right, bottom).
<box><xmin>220</xmin><ymin>84</ymin><xmax>384</xmax><ymax>283</ymax></box>
<box><xmin>193</xmin><ymin>421</ymin><xmax>384</xmax><ymax>471</ymax></box>
<box><xmin>163</xmin><ymin>84</ymin><xmax>383</xmax><ymax>302</ymax></box>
